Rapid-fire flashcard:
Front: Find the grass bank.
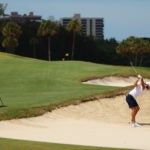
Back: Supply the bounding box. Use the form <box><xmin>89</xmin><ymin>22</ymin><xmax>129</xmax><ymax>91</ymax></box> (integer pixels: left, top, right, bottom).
<box><xmin>0</xmin><ymin>52</ymin><xmax>150</xmax><ymax>120</ymax></box>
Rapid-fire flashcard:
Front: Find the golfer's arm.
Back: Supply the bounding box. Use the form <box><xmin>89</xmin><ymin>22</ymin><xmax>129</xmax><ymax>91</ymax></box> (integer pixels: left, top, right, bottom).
<box><xmin>134</xmin><ymin>80</ymin><xmax>139</xmax><ymax>87</ymax></box>
<box><xmin>141</xmin><ymin>78</ymin><xmax>146</xmax><ymax>89</ymax></box>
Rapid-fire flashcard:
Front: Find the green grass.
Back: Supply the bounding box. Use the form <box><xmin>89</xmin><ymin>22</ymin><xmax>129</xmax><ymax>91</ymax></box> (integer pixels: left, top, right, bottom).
<box><xmin>0</xmin><ymin>52</ymin><xmax>145</xmax><ymax>150</ymax></box>
<box><xmin>0</xmin><ymin>52</ymin><xmax>150</xmax><ymax>120</ymax></box>
<box><xmin>0</xmin><ymin>138</ymin><xmax>132</xmax><ymax>150</ymax></box>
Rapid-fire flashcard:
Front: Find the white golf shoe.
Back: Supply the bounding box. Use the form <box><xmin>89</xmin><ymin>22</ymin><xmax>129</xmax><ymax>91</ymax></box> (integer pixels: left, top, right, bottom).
<box><xmin>130</xmin><ymin>122</ymin><xmax>141</xmax><ymax>127</ymax></box>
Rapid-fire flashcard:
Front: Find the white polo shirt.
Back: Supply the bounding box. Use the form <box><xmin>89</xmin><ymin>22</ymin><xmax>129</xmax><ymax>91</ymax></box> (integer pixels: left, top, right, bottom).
<box><xmin>129</xmin><ymin>80</ymin><xmax>146</xmax><ymax>98</ymax></box>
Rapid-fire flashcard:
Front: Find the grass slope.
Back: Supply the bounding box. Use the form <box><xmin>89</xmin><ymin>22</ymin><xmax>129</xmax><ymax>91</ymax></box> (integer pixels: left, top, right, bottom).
<box><xmin>0</xmin><ymin>138</ymin><xmax>132</xmax><ymax>150</ymax></box>
<box><xmin>0</xmin><ymin>52</ymin><xmax>150</xmax><ymax>120</ymax></box>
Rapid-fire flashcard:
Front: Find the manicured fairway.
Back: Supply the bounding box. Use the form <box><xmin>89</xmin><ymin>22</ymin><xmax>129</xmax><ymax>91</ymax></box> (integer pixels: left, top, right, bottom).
<box><xmin>0</xmin><ymin>52</ymin><xmax>150</xmax><ymax>120</ymax></box>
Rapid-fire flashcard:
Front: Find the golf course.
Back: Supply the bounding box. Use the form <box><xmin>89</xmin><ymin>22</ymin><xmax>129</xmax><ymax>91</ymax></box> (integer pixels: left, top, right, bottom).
<box><xmin>0</xmin><ymin>52</ymin><xmax>150</xmax><ymax>150</ymax></box>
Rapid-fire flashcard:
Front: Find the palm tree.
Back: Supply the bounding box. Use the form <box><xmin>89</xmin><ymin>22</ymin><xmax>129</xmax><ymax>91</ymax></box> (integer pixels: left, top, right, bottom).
<box><xmin>0</xmin><ymin>3</ymin><xmax>7</xmax><ymax>16</ymax></box>
<box><xmin>2</xmin><ymin>21</ymin><xmax>22</xmax><ymax>52</ymax></box>
<box><xmin>2</xmin><ymin>37</ymin><xmax>18</xmax><ymax>52</ymax></box>
<box><xmin>66</xmin><ymin>19</ymin><xmax>82</xmax><ymax>60</ymax></box>
<box><xmin>37</xmin><ymin>20</ymin><xmax>58</xmax><ymax>61</ymax></box>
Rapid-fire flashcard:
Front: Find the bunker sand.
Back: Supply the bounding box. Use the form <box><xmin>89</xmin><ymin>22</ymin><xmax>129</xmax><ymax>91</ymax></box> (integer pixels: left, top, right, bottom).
<box><xmin>0</xmin><ymin>76</ymin><xmax>150</xmax><ymax>150</ymax></box>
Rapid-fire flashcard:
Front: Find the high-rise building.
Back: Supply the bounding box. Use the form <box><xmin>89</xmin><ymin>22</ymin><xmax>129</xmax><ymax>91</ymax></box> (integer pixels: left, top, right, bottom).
<box><xmin>60</xmin><ymin>14</ymin><xmax>104</xmax><ymax>40</ymax></box>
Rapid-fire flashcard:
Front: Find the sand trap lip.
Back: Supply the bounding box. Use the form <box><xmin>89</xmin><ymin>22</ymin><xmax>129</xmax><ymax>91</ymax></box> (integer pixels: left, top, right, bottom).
<box><xmin>82</xmin><ymin>76</ymin><xmax>149</xmax><ymax>87</ymax></box>
<box><xmin>0</xmin><ymin>76</ymin><xmax>150</xmax><ymax>149</ymax></box>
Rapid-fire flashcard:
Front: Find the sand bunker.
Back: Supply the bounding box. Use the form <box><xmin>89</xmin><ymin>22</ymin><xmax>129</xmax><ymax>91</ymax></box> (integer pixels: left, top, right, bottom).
<box><xmin>83</xmin><ymin>76</ymin><xmax>149</xmax><ymax>87</ymax></box>
<box><xmin>0</xmin><ymin>76</ymin><xmax>150</xmax><ymax>150</ymax></box>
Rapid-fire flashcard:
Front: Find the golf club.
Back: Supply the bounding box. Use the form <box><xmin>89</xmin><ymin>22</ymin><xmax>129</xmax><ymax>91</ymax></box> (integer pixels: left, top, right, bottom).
<box><xmin>130</xmin><ymin>61</ymin><xmax>138</xmax><ymax>75</ymax></box>
<box><xmin>130</xmin><ymin>61</ymin><xmax>143</xmax><ymax>80</ymax></box>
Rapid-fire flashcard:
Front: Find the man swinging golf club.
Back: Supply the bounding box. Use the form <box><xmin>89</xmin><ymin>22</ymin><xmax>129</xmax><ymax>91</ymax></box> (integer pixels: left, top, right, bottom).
<box><xmin>126</xmin><ymin>75</ymin><xmax>150</xmax><ymax>127</ymax></box>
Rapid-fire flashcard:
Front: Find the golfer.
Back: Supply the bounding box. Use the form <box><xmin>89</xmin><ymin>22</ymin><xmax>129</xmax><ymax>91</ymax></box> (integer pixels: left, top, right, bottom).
<box><xmin>126</xmin><ymin>75</ymin><xmax>150</xmax><ymax>127</ymax></box>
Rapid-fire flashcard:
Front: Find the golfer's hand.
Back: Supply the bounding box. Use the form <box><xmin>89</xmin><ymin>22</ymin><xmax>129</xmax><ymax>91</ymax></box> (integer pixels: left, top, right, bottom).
<box><xmin>137</xmin><ymin>74</ymin><xmax>142</xmax><ymax>79</ymax></box>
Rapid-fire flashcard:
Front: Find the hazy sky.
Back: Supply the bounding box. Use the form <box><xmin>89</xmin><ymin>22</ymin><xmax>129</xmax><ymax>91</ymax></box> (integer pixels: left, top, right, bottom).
<box><xmin>1</xmin><ymin>0</ymin><xmax>150</xmax><ymax>41</ymax></box>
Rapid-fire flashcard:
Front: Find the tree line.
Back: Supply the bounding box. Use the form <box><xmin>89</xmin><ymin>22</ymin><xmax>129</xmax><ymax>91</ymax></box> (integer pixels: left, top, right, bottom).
<box><xmin>1</xmin><ymin>3</ymin><xmax>150</xmax><ymax>66</ymax></box>
<box><xmin>0</xmin><ymin>19</ymin><xmax>124</xmax><ymax>64</ymax></box>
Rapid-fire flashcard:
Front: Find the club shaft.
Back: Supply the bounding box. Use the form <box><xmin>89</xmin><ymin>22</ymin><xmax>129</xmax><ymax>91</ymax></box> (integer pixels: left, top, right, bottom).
<box><xmin>130</xmin><ymin>61</ymin><xmax>138</xmax><ymax>74</ymax></box>
<box><xmin>131</xmin><ymin>65</ymin><xmax>138</xmax><ymax>74</ymax></box>
<box><xmin>0</xmin><ymin>97</ymin><xmax>3</xmax><ymax>105</ymax></box>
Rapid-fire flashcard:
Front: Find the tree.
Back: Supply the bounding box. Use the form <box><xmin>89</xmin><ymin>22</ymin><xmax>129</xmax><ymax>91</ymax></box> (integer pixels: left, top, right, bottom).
<box><xmin>116</xmin><ymin>36</ymin><xmax>150</xmax><ymax>66</ymax></box>
<box><xmin>29</xmin><ymin>37</ymin><xmax>39</xmax><ymax>58</ymax></box>
<box><xmin>2</xmin><ymin>37</ymin><xmax>18</xmax><ymax>50</ymax></box>
<box><xmin>17</xmin><ymin>20</ymin><xmax>40</xmax><ymax>57</ymax></box>
<box><xmin>2</xmin><ymin>21</ymin><xmax>22</xmax><ymax>52</ymax></box>
<box><xmin>66</xmin><ymin>19</ymin><xmax>82</xmax><ymax>60</ymax></box>
<box><xmin>37</xmin><ymin>20</ymin><xmax>58</xmax><ymax>61</ymax></box>
<box><xmin>0</xmin><ymin>3</ymin><xmax>7</xmax><ymax>16</ymax></box>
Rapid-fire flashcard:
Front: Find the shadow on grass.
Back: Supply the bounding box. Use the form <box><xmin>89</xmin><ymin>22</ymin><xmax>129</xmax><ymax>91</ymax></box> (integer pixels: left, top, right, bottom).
<box><xmin>0</xmin><ymin>105</ymin><xmax>7</xmax><ymax>108</ymax></box>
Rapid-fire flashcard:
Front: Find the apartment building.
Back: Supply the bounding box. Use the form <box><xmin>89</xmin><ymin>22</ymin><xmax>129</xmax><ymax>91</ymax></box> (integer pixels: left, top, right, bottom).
<box><xmin>60</xmin><ymin>14</ymin><xmax>104</xmax><ymax>40</ymax></box>
<box><xmin>0</xmin><ymin>12</ymin><xmax>42</xmax><ymax>23</ymax></box>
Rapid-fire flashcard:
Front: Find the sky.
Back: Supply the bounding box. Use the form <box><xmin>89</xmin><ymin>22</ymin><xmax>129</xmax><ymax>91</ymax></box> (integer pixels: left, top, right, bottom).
<box><xmin>1</xmin><ymin>0</ymin><xmax>150</xmax><ymax>41</ymax></box>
